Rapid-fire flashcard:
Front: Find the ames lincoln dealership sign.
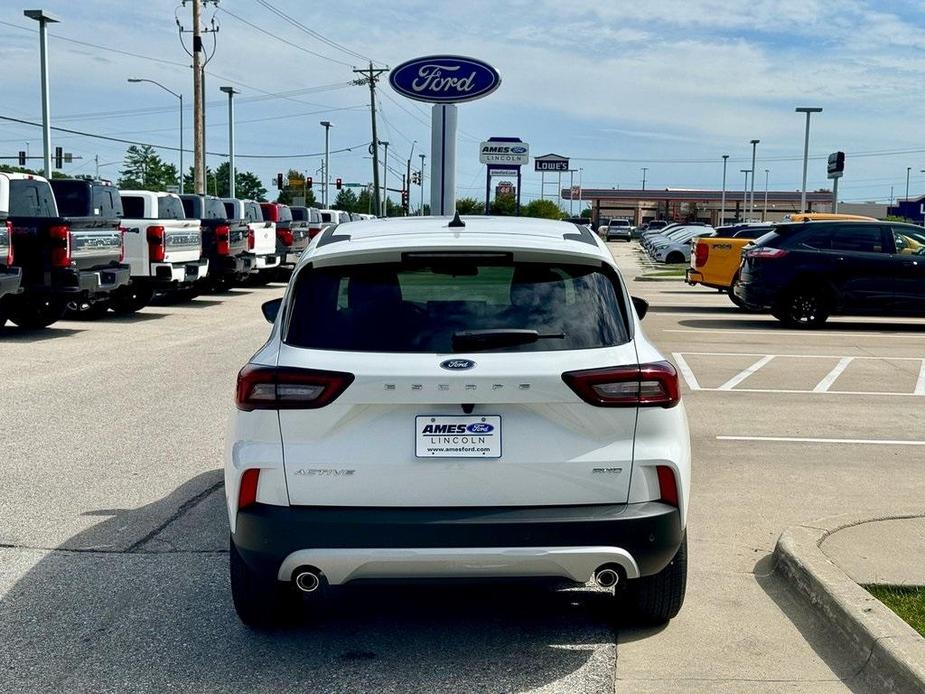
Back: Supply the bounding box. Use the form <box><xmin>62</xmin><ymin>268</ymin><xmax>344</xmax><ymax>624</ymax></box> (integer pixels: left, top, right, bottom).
<box><xmin>479</xmin><ymin>141</ymin><xmax>530</xmax><ymax>165</ymax></box>
<box><xmin>389</xmin><ymin>56</ymin><xmax>501</xmax><ymax>104</ymax></box>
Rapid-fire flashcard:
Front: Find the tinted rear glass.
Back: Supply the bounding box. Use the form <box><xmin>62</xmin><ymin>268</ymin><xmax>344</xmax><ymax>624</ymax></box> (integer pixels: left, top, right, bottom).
<box><xmin>277</xmin><ymin>206</ymin><xmax>292</xmax><ymax>223</ymax></box>
<box><xmin>321</xmin><ymin>212</ymin><xmax>333</xmax><ymax>222</ymax></box>
<box><xmin>158</xmin><ymin>196</ymin><xmax>184</xmax><ymax>220</ymax></box>
<box><xmin>49</xmin><ymin>181</ymin><xmax>91</xmax><ymax>216</ymax></box>
<box><xmin>245</xmin><ymin>202</ymin><xmax>263</xmax><ymax>222</ymax></box>
<box><xmin>121</xmin><ymin>195</ymin><xmax>145</xmax><ymax>218</ymax></box>
<box><xmin>286</xmin><ymin>260</ymin><xmax>629</xmax><ymax>353</ymax></box>
<box><xmin>223</xmin><ymin>202</ymin><xmax>236</xmax><ymax>219</ymax></box>
<box><xmin>9</xmin><ymin>180</ymin><xmax>57</xmax><ymax>217</ymax></box>
<box><xmin>290</xmin><ymin>206</ymin><xmax>308</xmax><ymax>221</ymax></box>
<box><xmin>206</xmin><ymin>199</ymin><xmax>226</xmax><ymax>219</ymax></box>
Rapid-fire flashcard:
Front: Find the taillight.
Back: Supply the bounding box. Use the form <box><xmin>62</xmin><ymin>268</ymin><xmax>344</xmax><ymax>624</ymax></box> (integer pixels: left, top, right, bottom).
<box><xmin>247</xmin><ymin>228</ymin><xmax>255</xmax><ymax>250</ymax></box>
<box><xmin>235</xmin><ymin>365</ymin><xmax>355</xmax><ymax>411</ymax></box>
<box><xmin>3</xmin><ymin>220</ymin><xmax>12</xmax><ymax>266</ymax></box>
<box><xmin>147</xmin><ymin>225</ymin><xmax>165</xmax><ymax>262</ymax></box>
<box><xmin>746</xmin><ymin>247</ymin><xmax>788</xmax><ymax>259</ymax></box>
<box><xmin>656</xmin><ymin>465</ymin><xmax>679</xmax><ymax>506</ymax></box>
<box><xmin>308</xmin><ymin>226</ymin><xmax>321</xmax><ymax>240</ymax></box>
<box><xmin>216</xmin><ymin>224</ymin><xmax>230</xmax><ymax>255</ymax></box>
<box><xmin>562</xmin><ymin>361</ymin><xmax>680</xmax><ymax>408</ymax></box>
<box><xmin>49</xmin><ymin>224</ymin><xmax>71</xmax><ymax>268</ymax></box>
<box><xmin>693</xmin><ymin>241</ymin><xmax>709</xmax><ymax>267</ymax></box>
<box><xmin>238</xmin><ymin>469</ymin><xmax>260</xmax><ymax>509</ymax></box>
<box><xmin>277</xmin><ymin>227</ymin><xmax>294</xmax><ymax>247</ymax></box>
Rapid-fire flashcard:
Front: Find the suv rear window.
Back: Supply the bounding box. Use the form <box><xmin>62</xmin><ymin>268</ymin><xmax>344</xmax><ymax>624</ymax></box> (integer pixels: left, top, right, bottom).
<box><xmin>286</xmin><ymin>259</ymin><xmax>629</xmax><ymax>353</ymax></box>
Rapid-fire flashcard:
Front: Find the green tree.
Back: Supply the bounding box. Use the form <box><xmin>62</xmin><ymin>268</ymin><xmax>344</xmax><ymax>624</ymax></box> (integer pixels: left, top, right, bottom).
<box><xmin>181</xmin><ymin>163</ymin><xmax>267</xmax><ymax>199</ymax></box>
<box><xmin>334</xmin><ymin>188</ymin><xmax>358</xmax><ymax>212</ymax></box>
<box><xmin>456</xmin><ymin>197</ymin><xmax>483</xmax><ymax>215</ymax></box>
<box><xmin>356</xmin><ymin>188</ymin><xmax>373</xmax><ymax>215</ymax></box>
<box><xmin>522</xmin><ymin>199</ymin><xmax>564</xmax><ymax>220</ymax></box>
<box><xmin>277</xmin><ymin>169</ymin><xmax>318</xmax><ymax>206</ymax></box>
<box><xmin>118</xmin><ymin>145</ymin><xmax>179</xmax><ymax>191</ymax></box>
<box><xmin>490</xmin><ymin>192</ymin><xmax>517</xmax><ymax>216</ymax></box>
<box><xmin>580</xmin><ymin>207</ymin><xmax>592</xmax><ymax>218</ymax></box>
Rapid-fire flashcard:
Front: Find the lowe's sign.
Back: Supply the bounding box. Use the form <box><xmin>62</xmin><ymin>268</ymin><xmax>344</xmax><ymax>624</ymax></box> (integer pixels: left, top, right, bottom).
<box><xmin>389</xmin><ymin>55</ymin><xmax>501</xmax><ymax>104</ymax></box>
<box><xmin>479</xmin><ymin>141</ymin><xmax>530</xmax><ymax>165</ymax></box>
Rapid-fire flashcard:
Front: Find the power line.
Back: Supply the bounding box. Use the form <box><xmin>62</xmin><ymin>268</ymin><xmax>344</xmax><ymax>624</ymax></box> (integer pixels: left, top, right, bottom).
<box><xmin>0</xmin><ymin>114</ymin><xmax>368</xmax><ymax>159</ymax></box>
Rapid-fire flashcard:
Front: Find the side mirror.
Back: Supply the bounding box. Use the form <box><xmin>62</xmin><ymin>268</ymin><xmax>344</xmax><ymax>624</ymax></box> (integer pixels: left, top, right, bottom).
<box><xmin>261</xmin><ymin>298</ymin><xmax>282</xmax><ymax>324</ymax></box>
<box><xmin>631</xmin><ymin>296</ymin><xmax>649</xmax><ymax>321</ymax></box>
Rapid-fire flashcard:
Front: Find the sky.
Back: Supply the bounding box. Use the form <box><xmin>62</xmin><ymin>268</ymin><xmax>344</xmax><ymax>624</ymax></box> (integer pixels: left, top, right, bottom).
<box><xmin>2</xmin><ymin>0</ymin><xmax>925</xmax><ymax>208</ymax></box>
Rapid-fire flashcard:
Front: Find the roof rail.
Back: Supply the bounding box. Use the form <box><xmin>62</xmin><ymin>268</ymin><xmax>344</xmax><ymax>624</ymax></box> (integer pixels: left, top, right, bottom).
<box><xmin>316</xmin><ymin>224</ymin><xmax>351</xmax><ymax>248</ymax></box>
<box><xmin>563</xmin><ymin>222</ymin><xmax>597</xmax><ymax>246</ymax></box>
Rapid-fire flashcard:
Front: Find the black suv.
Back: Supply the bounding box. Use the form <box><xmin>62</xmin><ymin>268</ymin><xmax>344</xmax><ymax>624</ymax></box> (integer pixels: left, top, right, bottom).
<box><xmin>734</xmin><ymin>221</ymin><xmax>925</xmax><ymax>327</ymax></box>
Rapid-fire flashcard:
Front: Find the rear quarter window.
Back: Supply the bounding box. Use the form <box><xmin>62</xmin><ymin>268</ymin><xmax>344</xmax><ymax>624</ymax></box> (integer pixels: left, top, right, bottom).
<box><xmin>285</xmin><ymin>259</ymin><xmax>629</xmax><ymax>353</ymax></box>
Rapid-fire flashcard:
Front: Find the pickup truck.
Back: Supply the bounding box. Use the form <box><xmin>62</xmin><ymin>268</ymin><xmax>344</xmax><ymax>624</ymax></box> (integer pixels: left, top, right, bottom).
<box><xmin>290</xmin><ymin>205</ymin><xmax>321</xmax><ymax>240</ymax></box>
<box><xmin>4</xmin><ymin>175</ymin><xmax>130</xmax><ymax>327</ymax></box>
<box><xmin>0</xmin><ymin>180</ymin><xmax>23</xmax><ymax>327</ymax></box>
<box><xmin>223</xmin><ymin>198</ymin><xmax>279</xmax><ymax>284</ymax></box>
<box><xmin>261</xmin><ymin>202</ymin><xmax>309</xmax><ymax>276</ymax></box>
<box><xmin>115</xmin><ymin>190</ymin><xmax>208</xmax><ymax>312</ymax></box>
<box><xmin>180</xmin><ymin>194</ymin><xmax>252</xmax><ymax>290</ymax></box>
<box><xmin>686</xmin><ymin>224</ymin><xmax>773</xmax><ymax>307</ymax></box>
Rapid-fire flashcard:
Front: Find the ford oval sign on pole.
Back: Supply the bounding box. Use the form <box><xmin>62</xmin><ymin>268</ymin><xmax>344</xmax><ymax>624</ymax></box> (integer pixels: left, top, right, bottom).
<box><xmin>389</xmin><ymin>56</ymin><xmax>501</xmax><ymax>216</ymax></box>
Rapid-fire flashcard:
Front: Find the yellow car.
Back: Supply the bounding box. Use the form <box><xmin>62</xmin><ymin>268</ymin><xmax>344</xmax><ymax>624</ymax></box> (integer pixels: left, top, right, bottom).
<box><xmin>783</xmin><ymin>212</ymin><xmax>876</xmax><ymax>222</ymax></box>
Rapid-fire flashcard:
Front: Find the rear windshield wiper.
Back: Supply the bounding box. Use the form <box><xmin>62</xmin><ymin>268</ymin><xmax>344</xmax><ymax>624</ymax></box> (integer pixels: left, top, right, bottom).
<box><xmin>452</xmin><ymin>329</ymin><xmax>566</xmax><ymax>352</ymax></box>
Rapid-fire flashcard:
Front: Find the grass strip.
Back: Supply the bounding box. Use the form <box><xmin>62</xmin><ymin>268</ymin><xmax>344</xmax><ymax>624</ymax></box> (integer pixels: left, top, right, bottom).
<box><xmin>866</xmin><ymin>585</ymin><xmax>925</xmax><ymax>637</ymax></box>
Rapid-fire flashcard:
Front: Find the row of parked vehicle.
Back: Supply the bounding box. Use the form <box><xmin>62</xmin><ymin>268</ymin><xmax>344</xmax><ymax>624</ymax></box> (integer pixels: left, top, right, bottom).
<box><xmin>0</xmin><ymin>172</ymin><xmax>367</xmax><ymax>329</ymax></box>
<box><xmin>685</xmin><ymin>213</ymin><xmax>925</xmax><ymax>326</ymax></box>
<box><xmin>639</xmin><ymin>222</ymin><xmax>720</xmax><ymax>264</ymax></box>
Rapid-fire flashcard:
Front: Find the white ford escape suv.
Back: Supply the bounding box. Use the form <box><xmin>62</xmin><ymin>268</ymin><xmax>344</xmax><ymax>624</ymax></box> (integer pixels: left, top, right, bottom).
<box><xmin>225</xmin><ymin>214</ymin><xmax>691</xmax><ymax>627</ymax></box>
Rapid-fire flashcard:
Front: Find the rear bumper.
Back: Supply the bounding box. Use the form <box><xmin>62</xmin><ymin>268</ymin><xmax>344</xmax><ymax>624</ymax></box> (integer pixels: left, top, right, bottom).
<box><xmin>215</xmin><ymin>253</ymin><xmax>255</xmax><ymax>277</ymax></box>
<box><xmin>253</xmin><ymin>253</ymin><xmax>281</xmax><ymax>270</ymax></box>
<box><xmin>685</xmin><ymin>268</ymin><xmax>704</xmax><ymax>285</ymax></box>
<box><xmin>151</xmin><ymin>259</ymin><xmax>209</xmax><ymax>284</ymax></box>
<box><xmin>733</xmin><ymin>280</ymin><xmax>776</xmax><ymax>309</ymax></box>
<box><xmin>232</xmin><ymin>501</ymin><xmax>683</xmax><ymax>584</ymax></box>
<box><xmin>68</xmin><ymin>265</ymin><xmax>131</xmax><ymax>296</ymax></box>
<box><xmin>0</xmin><ymin>266</ymin><xmax>22</xmax><ymax>299</ymax></box>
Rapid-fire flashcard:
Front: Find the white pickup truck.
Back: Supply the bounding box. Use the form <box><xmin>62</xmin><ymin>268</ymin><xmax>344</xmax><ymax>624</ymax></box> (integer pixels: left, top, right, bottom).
<box><xmin>223</xmin><ymin>198</ymin><xmax>279</xmax><ymax>284</ymax></box>
<box><xmin>116</xmin><ymin>190</ymin><xmax>208</xmax><ymax>312</ymax></box>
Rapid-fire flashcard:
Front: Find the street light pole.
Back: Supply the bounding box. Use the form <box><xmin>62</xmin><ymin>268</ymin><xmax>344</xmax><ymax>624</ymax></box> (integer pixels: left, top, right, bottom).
<box><xmin>381</xmin><ymin>141</ymin><xmax>389</xmax><ymax>216</ymax></box>
<box><xmin>720</xmin><ymin>154</ymin><xmax>729</xmax><ymax>225</ymax></box>
<box><xmin>749</xmin><ymin>139</ymin><xmax>759</xmax><ymax>215</ymax></box>
<box><xmin>24</xmin><ymin>10</ymin><xmax>59</xmax><ymax>179</ymax></box>
<box><xmin>795</xmin><ymin>107</ymin><xmax>823</xmax><ymax>213</ymax></box>
<box><xmin>128</xmin><ymin>79</ymin><xmax>184</xmax><ymax>193</ymax></box>
<box><xmin>641</xmin><ymin>167</ymin><xmax>648</xmax><ymax>191</ymax></box>
<box><xmin>219</xmin><ymin>86</ymin><xmax>239</xmax><ymax>198</ymax></box>
<box><xmin>320</xmin><ymin>121</ymin><xmax>332</xmax><ymax>208</ymax></box>
<box><xmin>906</xmin><ymin>166</ymin><xmax>911</xmax><ymax>201</ymax></box>
<box><xmin>740</xmin><ymin>169</ymin><xmax>749</xmax><ymax>222</ymax></box>
<box><xmin>419</xmin><ymin>153</ymin><xmax>425</xmax><ymax>215</ymax></box>
<box><xmin>763</xmin><ymin>168</ymin><xmax>769</xmax><ymax>221</ymax></box>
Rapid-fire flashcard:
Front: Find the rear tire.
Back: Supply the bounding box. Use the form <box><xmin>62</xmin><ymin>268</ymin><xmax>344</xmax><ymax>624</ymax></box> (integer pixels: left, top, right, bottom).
<box><xmin>229</xmin><ymin>536</ymin><xmax>296</xmax><ymax>628</ymax></box>
<box><xmin>628</xmin><ymin>534</ymin><xmax>687</xmax><ymax>624</ymax></box>
<box><xmin>6</xmin><ymin>295</ymin><xmax>68</xmax><ymax>329</ymax></box>
<box><xmin>109</xmin><ymin>285</ymin><xmax>154</xmax><ymax>315</ymax></box>
<box><xmin>665</xmin><ymin>252</ymin><xmax>685</xmax><ymax>264</ymax></box>
<box><xmin>772</xmin><ymin>287</ymin><xmax>830</xmax><ymax>328</ymax></box>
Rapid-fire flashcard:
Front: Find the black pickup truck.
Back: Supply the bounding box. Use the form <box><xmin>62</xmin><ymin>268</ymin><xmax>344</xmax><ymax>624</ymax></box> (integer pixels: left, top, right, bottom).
<box><xmin>180</xmin><ymin>195</ymin><xmax>252</xmax><ymax>289</ymax></box>
<box><xmin>4</xmin><ymin>175</ymin><xmax>130</xmax><ymax>328</ymax></box>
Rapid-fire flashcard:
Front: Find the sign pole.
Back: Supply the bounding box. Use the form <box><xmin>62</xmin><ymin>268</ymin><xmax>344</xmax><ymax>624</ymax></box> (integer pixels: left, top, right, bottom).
<box><xmin>516</xmin><ymin>167</ymin><xmax>521</xmax><ymax>215</ymax></box>
<box><xmin>540</xmin><ymin>171</ymin><xmax>545</xmax><ymax>201</ymax></box>
<box><xmin>832</xmin><ymin>176</ymin><xmax>839</xmax><ymax>213</ymax></box>
<box><xmin>430</xmin><ymin>104</ymin><xmax>457</xmax><ymax>215</ymax></box>
<box><xmin>484</xmin><ymin>166</ymin><xmax>491</xmax><ymax>214</ymax></box>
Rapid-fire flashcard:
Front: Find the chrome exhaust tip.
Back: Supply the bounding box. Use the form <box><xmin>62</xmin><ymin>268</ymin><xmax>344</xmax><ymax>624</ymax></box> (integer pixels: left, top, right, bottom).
<box><xmin>294</xmin><ymin>569</ymin><xmax>321</xmax><ymax>593</ymax></box>
<box><xmin>594</xmin><ymin>567</ymin><xmax>620</xmax><ymax>589</ymax></box>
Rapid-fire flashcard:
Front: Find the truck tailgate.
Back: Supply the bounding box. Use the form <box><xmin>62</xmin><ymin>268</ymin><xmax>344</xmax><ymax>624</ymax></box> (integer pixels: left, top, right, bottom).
<box><xmin>163</xmin><ymin>220</ymin><xmax>201</xmax><ymax>264</ymax></box>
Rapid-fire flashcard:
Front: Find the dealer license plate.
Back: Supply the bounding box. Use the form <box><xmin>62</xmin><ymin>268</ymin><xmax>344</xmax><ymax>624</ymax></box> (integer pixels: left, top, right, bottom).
<box><xmin>415</xmin><ymin>415</ymin><xmax>502</xmax><ymax>458</ymax></box>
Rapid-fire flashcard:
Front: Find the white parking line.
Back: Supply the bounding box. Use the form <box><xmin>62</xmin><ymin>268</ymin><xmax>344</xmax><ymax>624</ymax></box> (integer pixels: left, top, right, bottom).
<box><xmin>717</xmin><ymin>355</ymin><xmax>775</xmax><ymax>390</ymax></box>
<box><xmin>812</xmin><ymin>357</ymin><xmax>855</xmax><ymax>393</ymax></box>
<box><xmin>676</xmin><ymin>351</ymin><xmax>924</xmax><ymax>361</ymax></box>
<box><xmin>664</xmin><ymin>328</ymin><xmax>925</xmax><ymax>339</ymax></box>
<box><xmin>671</xmin><ymin>353</ymin><xmax>701</xmax><ymax>391</ymax></box>
<box><xmin>917</xmin><ymin>361</ymin><xmax>925</xmax><ymax>396</ymax></box>
<box><xmin>718</xmin><ymin>435</ymin><xmax>925</xmax><ymax>446</ymax></box>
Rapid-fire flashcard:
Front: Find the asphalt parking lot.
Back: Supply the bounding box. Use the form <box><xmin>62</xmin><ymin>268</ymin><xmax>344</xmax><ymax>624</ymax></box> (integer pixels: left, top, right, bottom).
<box><xmin>1</xmin><ymin>244</ymin><xmax>923</xmax><ymax>693</ymax></box>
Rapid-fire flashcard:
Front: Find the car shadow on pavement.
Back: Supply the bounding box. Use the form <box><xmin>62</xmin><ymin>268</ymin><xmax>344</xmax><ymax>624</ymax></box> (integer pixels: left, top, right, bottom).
<box><xmin>0</xmin><ymin>326</ymin><xmax>84</xmax><ymax>341</ymax></box>
<box><xmin>100</xmin><ymin>311</ymin><xmax>172</xmax><ymax>324</ymax></box>
<box><xmin>0</xmin><ymin>471</ymin><xmax>624</xmax><ymax>692</ymax></box>
<box><xmin>752</xmin><ymin>554</ymin><xmax>869</xmax><ymax>693</ymax></box>
<box><xmin>649</xmin><ymin>305</ymin><xmax>744</xmax><ymax>315</ymax></box>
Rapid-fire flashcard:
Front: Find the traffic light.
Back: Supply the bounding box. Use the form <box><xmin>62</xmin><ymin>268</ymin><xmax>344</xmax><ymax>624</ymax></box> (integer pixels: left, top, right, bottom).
<box><xmin>18</xmin><ymin>151</ymin><xmax>26</xmax><ymax>167</ymax></box>
<box><xmin>306</xmin><ymin>176</ymin><xmax>313</xmax><ymax>189</ymax></box>
<box><xmin>54</xmin><ymin>146</ymin><xmax>63</xmax><ymax>169</ymax></box>
<box><xmin>276</xmin><ymin>172</ymin><xmax>284</xmax><ymax>189</ymax></box>
<box><xmin>335</xmin><ymin>177</ymin><xmax>342</xmax><ymax>190</ymax></box>
<box><xmin>401</xmin><ymin>189</ymin><xmax>409</xmax><ymax>213</ymax></box>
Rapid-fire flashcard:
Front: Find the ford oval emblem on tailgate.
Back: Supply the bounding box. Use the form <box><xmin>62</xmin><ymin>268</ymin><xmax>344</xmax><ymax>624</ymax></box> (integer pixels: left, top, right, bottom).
<box><xmin>440</xmin><ymin>359</ymin><xmax>475</xmax><ymax>370</ymax></box>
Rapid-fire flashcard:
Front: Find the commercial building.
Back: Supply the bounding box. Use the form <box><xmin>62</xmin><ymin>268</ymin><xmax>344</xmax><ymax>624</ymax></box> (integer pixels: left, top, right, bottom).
<box><xmin>887</xmin><ymin>196</ymin><xmax>925</xmax><ymax>224</ymax></box>
<box><xmin>563</xmin><ymin>188</ymin><xmax>835</xmax><ymax>226</ymax></box>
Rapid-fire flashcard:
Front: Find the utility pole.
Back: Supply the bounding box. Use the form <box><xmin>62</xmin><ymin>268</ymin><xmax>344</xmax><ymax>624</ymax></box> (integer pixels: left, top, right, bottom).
<box><xmin>641</xmin><ymin>167</ymin><xmax>648</xmax><ymax>191</ymax></box>
<box><xmin>419</xmin><ymin>153</ymin><xmax>425</xmax><ymax>215</ymax></box>
<box><xmin>178</xmin><ymin>0</ymin><xmax>218</xmax><ymax>197</ymax></box>
<box><xmin>740</xmin><ymin>169</ymin><xmax>749</xmax><ymax>222</ymax></box>
<box><xmin>720</xmin><ymin>154</ymin><xmax>729</xmax><ymax>226</ymax></box>
<box><xmin>320</xmin><ymin>121</ymin><xmax>332</xmax><ymax>208</ymax></box>
<box><xmin>749</xmin><ymin>139</ymin><xmax>759</xmax><ymax>214</ymax></box>
<box><xmin>795</xmin><ymin>107</ymin><xmax>822</xmax><ymax>213</ymax></box>
<box><xmin>381</xmin><ymin>140</ymin><xmax>389</xmax><ymax>216</ymax></box>
<box><xmin>95</xmin><ymin>154</ymin><xmax>99</xmax><ymax>179</ymax></box>
<box><xmin>24</xmin><ymin>10</ymin><xmax>58</xmax><ymax>179</ymax></box>
<box><xmin>220</xmin><ymin>86</ymin><xmax>238</xmax><ymax>198</ymax></box>
<box><xmin>353</xmin><ymin>62</ymin><xmax>388</xmax><ymax>217</ymax></box>
<box><xmin>906</xmin><ymin>166</ymin><xmax>911</xmax><ymax>201</ymax></box>
<box><xmin>763</xmin><ymin>168</ymin><xmax>769</xmax><ymax>221</ymax></box>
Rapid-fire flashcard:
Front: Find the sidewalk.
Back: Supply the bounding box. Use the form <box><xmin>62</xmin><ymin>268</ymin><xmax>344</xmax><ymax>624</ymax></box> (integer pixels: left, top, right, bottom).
<box><xmin>821</xmin><ymin>515</ymin><xmax>925</xmax><ymax>586</ymax></box>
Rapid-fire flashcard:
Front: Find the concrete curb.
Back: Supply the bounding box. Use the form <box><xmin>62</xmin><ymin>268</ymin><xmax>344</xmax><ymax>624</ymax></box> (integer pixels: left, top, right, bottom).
<box><xmin>773</xmin><ymin>513</ymin><xmax>925</xmax><ymax>693</ymax></box>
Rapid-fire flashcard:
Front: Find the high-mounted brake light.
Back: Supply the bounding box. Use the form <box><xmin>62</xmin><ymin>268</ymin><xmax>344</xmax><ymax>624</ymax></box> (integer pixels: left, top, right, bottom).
<box><xmin>49</xmin><ymin>224</ymin><xmax>71</xmax><ymax>268</ymax></box>
<box><xmin>147</xmin><ymin>225</ymin><xmax>166</xmax><ymax>262</ymax></box>
<box><xmin>746</xmin><ymin>247</ymin><xmax>788</xmax><ymax>259</ymax></box>
<box><xmin>238</xmin><ymin>469</ymin><xmax>260</xmax><ymax>509</ymax></box>
<box><xmin>216</xmin><ymin>224</ymin><xmax>231</xmax><ymax>255</ymax></box>
<box><xmin>693</xmin><ymin>241</ymin><xmax>709</xmax><ymax>267</ymax></box>
<box><xmin>656</xmin><ymin>465</ymin><xmax>679</xmax><ymax>507</ymax></box>
<box><xmin>562</xmin><ymin>361</ymin><xmax>680</xmax><ymax>408</ymax></box>
<box><xmin>2</xmin><ymin>220</ymin><xmax>12</xmax><ymax>266</ymax></box>
<box><xmin>277</xmin><ymin>227</ymin><xmax>294</xmax><ymax>247</ymax></box>
<box><xmin>235</xmin><ymin>365</ymin><xmax>355</xmax><ymax>411</ymax></box>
